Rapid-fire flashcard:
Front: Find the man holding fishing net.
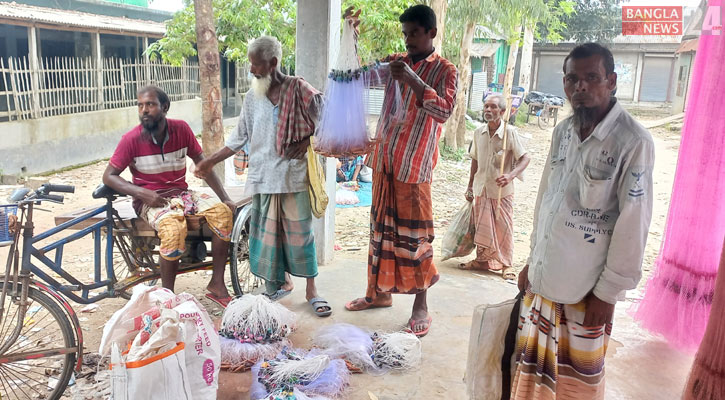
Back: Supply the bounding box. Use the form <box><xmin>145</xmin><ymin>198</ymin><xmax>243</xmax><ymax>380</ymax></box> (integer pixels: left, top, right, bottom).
<box><xmin>343</xmin><ymin>5</ymin><xmax>458</xmax><ymax>338</ymax></box>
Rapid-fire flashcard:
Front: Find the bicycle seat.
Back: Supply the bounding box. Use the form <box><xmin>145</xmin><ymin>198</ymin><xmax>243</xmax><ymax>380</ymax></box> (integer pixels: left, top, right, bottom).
<box><xmin>92</xmin><ymin>184</ymin><xmax>125</xmax><ymax>199</ymax></box>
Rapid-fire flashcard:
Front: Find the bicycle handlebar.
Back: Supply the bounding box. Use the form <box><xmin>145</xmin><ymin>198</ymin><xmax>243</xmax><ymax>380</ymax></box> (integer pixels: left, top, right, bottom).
<box><xmin>41</xmin><ymin>194</ymin><xmax>64</xmax><ymax>203</ymax></box>
<box><xmin>42</xmin><ymin>184</ymin><xmax>75</xmax><ymax>194</ymax></box>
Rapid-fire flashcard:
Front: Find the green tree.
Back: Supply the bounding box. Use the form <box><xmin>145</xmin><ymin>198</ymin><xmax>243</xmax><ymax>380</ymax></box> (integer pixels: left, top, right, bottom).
<box><xmin>148</xmin><ymin>0</ymin><xmax>297</xmax><ymax>69</ymax></box>
<box><xmin>148</xmin><ymin>0</ymin><xmax>417</xmax><ymax>69</ymax></box>
<box><xmin>443</xmin><ymin>0</ymin><xmax>573</xmax><ymax>149</ymax></box>
<box><xmin>539</xmin><ymin>0</ymin><xmax>622</xmax><ymax>43</ymax></box>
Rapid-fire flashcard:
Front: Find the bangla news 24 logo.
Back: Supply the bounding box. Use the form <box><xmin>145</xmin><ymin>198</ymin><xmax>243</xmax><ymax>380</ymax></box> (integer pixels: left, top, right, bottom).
<box><xmin>622</xmin><ymin>5</ymin><xmax>722</xmax><ymax>36</ymax></box>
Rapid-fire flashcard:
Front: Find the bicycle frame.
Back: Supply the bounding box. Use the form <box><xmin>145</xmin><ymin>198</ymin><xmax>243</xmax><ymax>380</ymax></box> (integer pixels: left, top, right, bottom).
<box><xmin>19</xmin><ymin>197</ymin><xmax>120</xmax><ymax>304</ymax></box>
<box><xmin>0</xmin><ymin>198</ymin><xmax>86</xmax><ymax>372</ymax></box>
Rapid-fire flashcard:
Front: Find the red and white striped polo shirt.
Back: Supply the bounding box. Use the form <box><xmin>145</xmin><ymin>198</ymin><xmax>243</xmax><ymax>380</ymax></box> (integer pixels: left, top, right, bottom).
<box><xmin>110</xmin><ymin>119</ymin><xmax>202</xmax><ymax>196</ymax></box>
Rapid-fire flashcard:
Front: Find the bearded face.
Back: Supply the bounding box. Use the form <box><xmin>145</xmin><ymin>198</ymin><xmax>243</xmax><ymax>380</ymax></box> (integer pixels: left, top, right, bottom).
<box><xmin>251</xmin><ymin>73</ymin><xmax>272</xmax><ymax>97</ymax></box>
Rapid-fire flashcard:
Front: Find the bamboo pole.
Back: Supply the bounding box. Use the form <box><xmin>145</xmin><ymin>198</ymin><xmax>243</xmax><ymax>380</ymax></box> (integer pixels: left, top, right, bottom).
<box><xmin>496</xmin><ymin>33</ymin><xmax>521</xmax><ymax>211</ymax></box>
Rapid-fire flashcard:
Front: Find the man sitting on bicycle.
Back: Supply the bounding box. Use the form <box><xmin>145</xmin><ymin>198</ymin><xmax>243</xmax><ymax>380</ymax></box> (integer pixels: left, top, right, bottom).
<box><xmin>102</xmin><ymin>85</ymin><xmax>235</xmax><ymax>307</ymax></box>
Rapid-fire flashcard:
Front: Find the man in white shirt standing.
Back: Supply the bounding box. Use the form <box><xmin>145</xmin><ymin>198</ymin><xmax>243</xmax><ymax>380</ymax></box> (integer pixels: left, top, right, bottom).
<box><xmin>461</xmin><ymin>94</ymin><xmax>530</xmax><ymax>280</ymax></box>
<box><xmin>511</xmin><ymin>43</ymin><xmax>654</xmax><ymax>399</ymax></box>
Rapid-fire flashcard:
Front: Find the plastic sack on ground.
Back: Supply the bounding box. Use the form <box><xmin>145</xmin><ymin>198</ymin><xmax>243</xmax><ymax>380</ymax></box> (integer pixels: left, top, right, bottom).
<box><xmin>335</xmin><ymin>189</ymin><xmax>359</xmax><ymax>205</ymax></box>
<box><xmin>100</xmin><ymin>285</ymin><xmax>220</xmax><ymax>400</ymax></box>
<box><xmin>441</xmin><ymin>201</ymin><xmax>475</xmax><ymax>261</ymax></box>
<box><xmin>111</xmin><ymin>340</ymin><xmax>193</xmax><ymax>400</ymax></box>
<box><xmin>464</xmin><ymin>296</ymin><xmax>522</xmax><ymax>400</ymax></box>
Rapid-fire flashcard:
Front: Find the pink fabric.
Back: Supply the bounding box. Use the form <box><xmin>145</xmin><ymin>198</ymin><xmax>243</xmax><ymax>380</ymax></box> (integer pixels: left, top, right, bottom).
<box><xmin>634</xmin><ymin>27</ymin><xmax>725</xmax><ymax>351</ymax></box>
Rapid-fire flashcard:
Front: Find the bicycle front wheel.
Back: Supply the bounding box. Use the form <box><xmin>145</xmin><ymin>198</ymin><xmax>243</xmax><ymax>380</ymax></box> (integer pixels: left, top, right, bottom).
<box><xmin>537</xmin><ymin>105</ymin><xmax>551</xmax><ymax>129</ymax></box>
<box><xmin>0</xmin><ymin>283</ymin><xmax>77</xmax><ymax>400</ymax></box>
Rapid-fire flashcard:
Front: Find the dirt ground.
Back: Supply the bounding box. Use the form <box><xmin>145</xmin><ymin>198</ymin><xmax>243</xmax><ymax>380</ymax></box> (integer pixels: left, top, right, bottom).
<box><xmin>0</xmin><ymin>104</ymin><xmax>689</xmax><ymax>399</ymax></box>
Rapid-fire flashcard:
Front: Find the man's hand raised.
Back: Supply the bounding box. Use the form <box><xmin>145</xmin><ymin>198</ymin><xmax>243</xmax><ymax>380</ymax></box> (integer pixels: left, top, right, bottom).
<box><xmin>343</xmin><ymin>7</ymin><xmax>361</xmax><ymax>33</ymax></box>
<box><xmin>390</xmin><ymin>61</ymin><xmax>420</xmax><ymax>86</ymax></box>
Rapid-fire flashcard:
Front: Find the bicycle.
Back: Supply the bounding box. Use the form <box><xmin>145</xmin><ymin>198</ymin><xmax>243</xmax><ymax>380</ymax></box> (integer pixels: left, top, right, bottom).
<box><xmin>0</xmin><ymin>183</ymin><xmax>258</xmax><ymax>399</ymax></box>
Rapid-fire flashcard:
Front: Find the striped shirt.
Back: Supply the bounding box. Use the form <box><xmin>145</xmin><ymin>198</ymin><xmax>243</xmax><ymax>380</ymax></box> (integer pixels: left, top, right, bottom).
<box><xmin>371</xmin><ymin>52</ymin><xmax>458</xmax><ymax>183</ymax></box>
<box><xmin>110</xmin><ymin>119</ymin><xmax>202</xmax><ymax>196</ymax></box>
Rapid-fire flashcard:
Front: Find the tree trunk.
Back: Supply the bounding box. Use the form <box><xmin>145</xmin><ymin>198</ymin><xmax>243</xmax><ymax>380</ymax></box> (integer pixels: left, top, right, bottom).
<box><xmin>194</xmin><ymin>0</ymin><xmax>225</xmax><ymax>183</ymax></box>
<box><xmin>445</xmin><ymin>21</ymin><xmax>475</xmax><ymax>150</ymax></box>
<box><xmin>518</xmin><ymin>26</ymin><xmax>534</xmax><ymax>92</ymax></box>
<box><xmin>430</xmin><ymin>0</ymin><xmax>447</xmax><ymax>54</ymax></box>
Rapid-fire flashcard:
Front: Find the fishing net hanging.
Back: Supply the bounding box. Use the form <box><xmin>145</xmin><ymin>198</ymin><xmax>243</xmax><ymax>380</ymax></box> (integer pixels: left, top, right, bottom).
<box><xmin>314</xmin><ymin>19</ymin><xmax>404</xmax><ymax>158</ymax></box>
<box><xmin>633</xmin><ymin>31</ymin><xmax>725</xmax><ymax>351</ymax></box>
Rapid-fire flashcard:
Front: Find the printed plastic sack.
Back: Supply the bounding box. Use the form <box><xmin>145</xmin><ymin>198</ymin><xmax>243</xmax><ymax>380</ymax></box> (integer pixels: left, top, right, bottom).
<box><xmin>127</xmin><ymin>308</ymin><xmax>183</xmax><ymax>362</ymax></box>
<box><xmin>441</xmin><ymin>202</ymin><xmax>475</xmax><ymax>261</ymax></box>
<box><xmin>111</xmin><ymin>340</ymin><xmax>193</xmax><ymax>400</ymax></box>
<box><xmin>336</xmin><ymin>189</ymin><xmax>359</xmax><ymax>205</ymax></box>
<box><xmin>100</xmin><ymin>285</ymin><xmax>220</xmax><ymax>400</ymax></box>
<box><xmin>464</xmin><ymin>294</ymin><xmax>523</xmax><ymax>400</ymax></box>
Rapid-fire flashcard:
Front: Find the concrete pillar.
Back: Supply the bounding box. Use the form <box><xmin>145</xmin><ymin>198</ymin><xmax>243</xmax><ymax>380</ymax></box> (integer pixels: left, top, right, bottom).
<box><xmin>518</xmin><ymin>26</ymin><xmax>534</xmax><ymax>92</ymax></box>
<box><xmin>142</xmin><ymin>37</ymin><xmax>151</xmax><ymax>84</ymax></box>
<box><xmin>296</xmin><ymin>0</ymin><xmax>341</xmax><ymax>265</ymax></box>
<box><xmin>532</xmin><ymin>52</ymin><xmax>540</xmax><ymax>91</ymax></box>
<box><xmin>633</xmin><ymin>52</ymin><xmax>645</xmax><ymax>103</ymax></box>
<box><xmin>27</xmin><ymin>26</ymin><xmax>40</xmax><ymax>118</ymax></box>
<box><xmin>92</xmin><ymin>32</ymin><xmax>103</xmax><ymax>110</ymax></box>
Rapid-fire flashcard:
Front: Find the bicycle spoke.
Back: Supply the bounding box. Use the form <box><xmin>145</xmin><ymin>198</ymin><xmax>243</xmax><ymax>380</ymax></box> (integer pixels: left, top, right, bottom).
<box><xmin>6</xmin><ymin>312</ymin><xmax>64</xmax><ymax>354</ymax></box>
<box><xmin>2</xmin><ymin>363</ymin><xmax>49</xmax><ymax>391</ymax></box>
<box><xmin>0</xmin><ymin>301</ymin><xmax>20</xmax><ymax>341</ymax></box>
<box><xmin>0</xmin><ymin>364</ymin><xmax>43</xmax><ymax>399</ymax></box>
<box><xmin>0</xmin><ymin>367</ymin><xmax>23</xmax><ymax>398</ymax></box>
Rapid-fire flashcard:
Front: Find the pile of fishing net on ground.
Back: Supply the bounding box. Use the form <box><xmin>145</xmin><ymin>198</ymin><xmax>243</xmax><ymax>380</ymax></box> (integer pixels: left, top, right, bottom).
<box><xmin>218</xmin><ymin>295</ymin><xmax>422</xmax><ymax>400</ymax></box>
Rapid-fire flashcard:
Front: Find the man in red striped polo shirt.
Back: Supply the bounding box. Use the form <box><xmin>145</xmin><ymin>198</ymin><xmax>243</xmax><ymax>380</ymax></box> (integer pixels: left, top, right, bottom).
<box><xmin>103</xmin><ymin>85</ymin><xmax>235</xmax><ymax>307</ymax></box>
<box><xmin>344</xmin><ymin>5</ymin><xmax>458</xmax><ymax>337</ymax></box>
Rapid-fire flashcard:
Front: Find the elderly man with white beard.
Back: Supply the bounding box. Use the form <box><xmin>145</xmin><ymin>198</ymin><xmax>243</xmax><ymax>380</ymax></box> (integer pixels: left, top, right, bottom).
<box><xmin>195</xmin><ymin>36</ymin><xmax>332</xmax><ymax>317</ymax></box>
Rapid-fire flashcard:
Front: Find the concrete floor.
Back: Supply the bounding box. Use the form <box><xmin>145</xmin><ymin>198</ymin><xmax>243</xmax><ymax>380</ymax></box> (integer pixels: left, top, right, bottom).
<box><xmin>217</xmin><ymin>257</ymin><xmax>694</xmax><ymax>400</ymax></box>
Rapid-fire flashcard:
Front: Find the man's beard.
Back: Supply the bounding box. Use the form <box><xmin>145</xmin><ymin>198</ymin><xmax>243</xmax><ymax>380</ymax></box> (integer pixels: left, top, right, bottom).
<box><xmin>140</xmin><ymin>115</ymin><xmax>160</xmax><ymax>131</ymax></box>
<box><xmin>571</xmin><ymin>105</ymin><xmax>598</xmax><ymax>131</ymax></box>
<box><xmin>251</xmin><ymin>74</ymin><xmax>272</xmax><ymax>97</ymax></box>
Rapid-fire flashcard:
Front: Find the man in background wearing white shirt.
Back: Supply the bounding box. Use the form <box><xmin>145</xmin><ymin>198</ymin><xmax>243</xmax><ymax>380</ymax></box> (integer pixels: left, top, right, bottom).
<box><xmin>511</xmin><ymin>43</ymin><xmax>654</xmax><ymax>399</ymax></box>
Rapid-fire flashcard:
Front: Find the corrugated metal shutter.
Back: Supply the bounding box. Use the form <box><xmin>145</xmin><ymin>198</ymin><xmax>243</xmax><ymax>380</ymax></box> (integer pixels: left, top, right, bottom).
<box><xmin>639</xmin><ymin>57</ymin><xmax>673</xmax><ymax>102</ymax></box>
<box><xmin>536</xmin><ymin>55</ymin><xmax>565</xmax><ymax>97</ymax></box>
<box><xmin>469</xmin><ymin>72</ymin><xmax>487</xmax><ymax>111</ymax></box>
<box><xmin>366</xmin><ymin>88</ymin><xmax>385</xmax><ymax>115</ymax></box>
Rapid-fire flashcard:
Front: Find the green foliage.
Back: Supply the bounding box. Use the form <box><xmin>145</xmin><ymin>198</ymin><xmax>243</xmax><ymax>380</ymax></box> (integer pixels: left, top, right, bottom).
<box><xmin>148</xmin><ymin>0</ymin><xmax>415</xmax><ymax>70</ymax></box>
<box><xmin>343</xmin><ymin>0</ymin><xmax>414</xmax><ymax>62</ymax></box>
<box><xmin>538</xmin><ymin>0</ymin><xmax>621</xmax><ymax>43</ymax></box>
<box><xmin>440</xmin><ymin>141</ymin><xmax>467</xmax><ymax>162</ymax></box>
<box><xmin>465</xmin><ymin>119</ymin><xmax>476</xmax><ymax>130</ymax></box>
<box><xmin>466</xmin><ymin>108</ymin><xmax>479</xmax><ymax>120</ymax></box>
<box><xmin>147</xmin><ymin>0</ymin><xmax>297</xmax><ymax>69</ymax></box>
<box><xmin>443</xmin><ymin>0</ymin><xmax>575</xmax><ymax>64</ymax></box>
<box><xmin>516</xmin><ymin>102</ymin><xmax>529</xmax><ymax>125</ymax></box>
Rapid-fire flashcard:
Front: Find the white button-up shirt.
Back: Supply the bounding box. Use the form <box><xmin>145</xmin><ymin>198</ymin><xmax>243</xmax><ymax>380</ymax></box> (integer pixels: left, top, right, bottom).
<box><xmin>469</xmin><ymin>123</ymin><xmax>527</xmax><ymax>198</ymax></box>
<box><xmin>527</xmin><ymin>100</ymin><xmax>655</xmax><ymax>304</ymax></box>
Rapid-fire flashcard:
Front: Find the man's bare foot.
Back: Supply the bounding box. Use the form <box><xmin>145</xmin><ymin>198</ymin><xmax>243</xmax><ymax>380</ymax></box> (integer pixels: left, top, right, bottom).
<box><xmin>458</xmin><ymin>260</ymin><xmax>490</xmax><ymax>270</ymax></box>
<box><xmin>408</xmin><ymin>314</ymin><xmax>432</xmax><ymax>337</ymax></box>
<box><xmin>345</xmin><ymin>295</ymin><xmax>392</xmax><ymax>311</ymax></box>
<box><xmin>206</xmin><ymin>283</ymin><xmax>230</xmax><ymax>299</ymax></box>
<box><xmin>281</xmin><ymin>272</ymin><xmax>294</xmax><ymax>292</ymax></box>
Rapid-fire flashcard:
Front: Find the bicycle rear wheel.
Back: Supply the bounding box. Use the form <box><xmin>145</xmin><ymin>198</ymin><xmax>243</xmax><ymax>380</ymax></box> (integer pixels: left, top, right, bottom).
<box><xmin>108</xmin><ymin>232</ymin><xmax>159</xmax><ymax>300</ymax></box>
<box><xmin>0</xmin><ymin>283</ymin><xmax>77</xmax><ymax>400</ymax></box>
<box><xmin>228</xmin><ymin>211</ymin><xmax>262</xmax><ymax>296</ymax></box>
